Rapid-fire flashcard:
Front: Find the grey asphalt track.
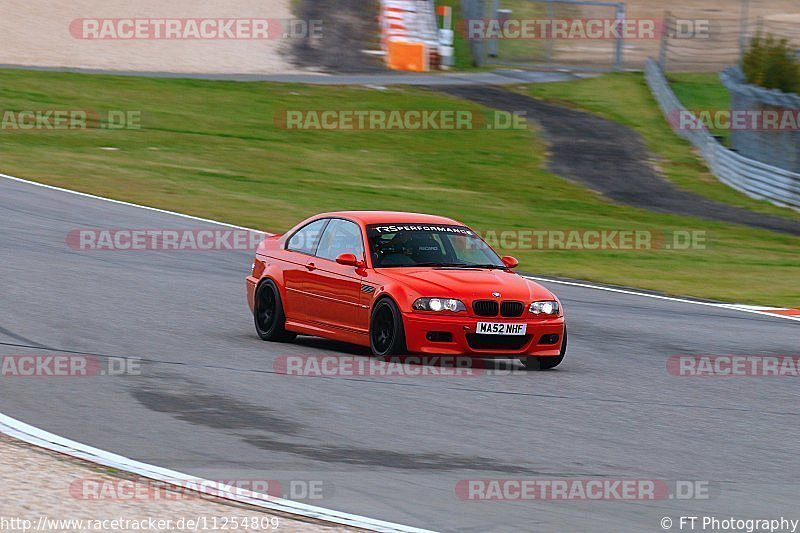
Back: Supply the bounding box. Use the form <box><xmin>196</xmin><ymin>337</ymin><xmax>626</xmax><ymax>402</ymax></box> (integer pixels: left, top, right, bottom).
<box><xmin>1</xmin><ymin>176</ymin><xmax>798</xmax><ymax>532</ymax></box>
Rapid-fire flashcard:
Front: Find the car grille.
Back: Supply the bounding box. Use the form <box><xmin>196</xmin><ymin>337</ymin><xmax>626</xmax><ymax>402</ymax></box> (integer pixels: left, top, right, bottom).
<box><xmin>472</xmin><ymin>300</ymin><xmax>525</xmax><ymax>317</ymax></box>
<box><xmin>466</xmin><ymin>333</ymin><xmax>532</xmax><ymax>351</ymax></box>
<box><xmin>500</xmin><ymin>301</ymin><xmax>525</xmax><ymax>317</ymax></box>
<box><xmin>472</xmin><ymin>300</ymin><xmax>499</xmax><ymax>316</ymax></box>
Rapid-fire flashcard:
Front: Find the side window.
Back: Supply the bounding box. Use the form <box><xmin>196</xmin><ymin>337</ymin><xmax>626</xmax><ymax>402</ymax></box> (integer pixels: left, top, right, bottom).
<box><xmin>316</xmin><ymin>219</ymin><xmax>364</xmax><ymax>261</ymax></box>
<box><xmin>286</xmin><ymin>219</ymin><xmax>328</xmax><ymax>254</ymax></box>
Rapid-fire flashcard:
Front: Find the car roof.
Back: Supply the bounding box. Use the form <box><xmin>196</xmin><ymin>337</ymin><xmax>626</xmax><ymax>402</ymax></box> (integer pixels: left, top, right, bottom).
<box><xmin>315</xmin><ymin>211</ymin><xmax>463</xmax><ymax>226</ymax></box>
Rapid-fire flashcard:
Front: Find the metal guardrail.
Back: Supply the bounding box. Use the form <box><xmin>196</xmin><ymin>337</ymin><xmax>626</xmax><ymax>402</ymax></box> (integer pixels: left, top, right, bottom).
<box><xmin>644</xmin><ymin>58</ymin><xmax>800</xmax><ymax>210</ymax></box>
<box><xmin>719</xmin><ymin>66</ymin><xmax>800</xmax><ymax>175</ymax></box>
<box><xmin>720</xmin><ymin>66</ymin><xmax>800</xmax><ymax>109</ymax></box>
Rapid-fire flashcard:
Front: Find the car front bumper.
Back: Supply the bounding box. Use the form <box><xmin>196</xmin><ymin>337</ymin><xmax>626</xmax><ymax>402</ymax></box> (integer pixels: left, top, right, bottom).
<box><xmin>402</xmin><ymin>312</ymin><xmax>565</xmax><ymax>357</ymax></box>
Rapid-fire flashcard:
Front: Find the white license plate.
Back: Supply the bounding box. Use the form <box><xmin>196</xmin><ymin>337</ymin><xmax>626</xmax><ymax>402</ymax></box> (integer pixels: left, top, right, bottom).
<box><xmin>476</xmin><ymin>322</ymin><xmax>527</xmax><ymax>336</ymax></box>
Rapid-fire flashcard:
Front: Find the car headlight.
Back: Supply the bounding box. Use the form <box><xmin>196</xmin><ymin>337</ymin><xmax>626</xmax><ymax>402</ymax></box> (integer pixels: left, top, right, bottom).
<box><xmin>413</xmin><ymin>298</ymin><xmax>467</xmax><ymax>312</ymax></box>
<box><xmin>529</xmin><ymin>300</ymin><xmax>560</xmax><ymax>316</ymax></box>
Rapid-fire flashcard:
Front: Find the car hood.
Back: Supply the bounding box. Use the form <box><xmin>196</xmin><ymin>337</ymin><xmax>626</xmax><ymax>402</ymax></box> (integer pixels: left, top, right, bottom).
<box><xmin>378</xmin><ymin>268</ymin><xmax>553</xmax><ymax>302</ymax></box>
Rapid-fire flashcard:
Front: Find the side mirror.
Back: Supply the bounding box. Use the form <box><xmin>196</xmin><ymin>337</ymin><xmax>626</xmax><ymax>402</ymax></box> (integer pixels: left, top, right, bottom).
<box><xmin>501</xmin><ymin>256</ymin><xmax>519</xmax><ymax>269</ymax></box>
<box><xmin>336</xmin><ymin>253</ymin><xmax>362</xmax><ymax>267</ymax></box>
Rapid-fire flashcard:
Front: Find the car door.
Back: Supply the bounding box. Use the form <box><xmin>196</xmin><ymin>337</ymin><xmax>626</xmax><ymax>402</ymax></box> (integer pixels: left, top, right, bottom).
<box><xmin>282</xmin><ymin>218</ymin><xmax>329</xmax><ymax>322</ymax></box>
<box><xmin>305</xmin><ymin>218</ymin><xmax>367</xmax><ymax>333</ymax></box>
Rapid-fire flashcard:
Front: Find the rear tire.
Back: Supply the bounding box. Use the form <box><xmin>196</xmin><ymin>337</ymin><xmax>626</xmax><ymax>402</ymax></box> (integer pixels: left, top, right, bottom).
<box><xmin>369</xmin><ymin>298</ymin><xmax>407</xmax><ymax>357</ymax></box>
<box><xmin>520</xmin><ymin>326</ymin><xmax>567</xmax><ymax>371</ymax></box>
<box><xmin>254</xmin><ymin>280</ymin><xmax>296</xmax><ymax>342</ymax></box>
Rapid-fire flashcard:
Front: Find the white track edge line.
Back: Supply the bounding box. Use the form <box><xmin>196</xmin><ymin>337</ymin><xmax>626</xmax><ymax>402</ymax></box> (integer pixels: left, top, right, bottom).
<box><xmin>0</xmin><ymin>173</ymin><xmax>264</xmax><ymax>233</ymax></box>
<box><xmin>0</xmin><ymin>413</ymin><xmax>435</xmax><ymax>533</ymax></box>
<box><xmin>2</xmin><ymin>172</ymin><xmax>796</xmax><ymax>323</ymax></box>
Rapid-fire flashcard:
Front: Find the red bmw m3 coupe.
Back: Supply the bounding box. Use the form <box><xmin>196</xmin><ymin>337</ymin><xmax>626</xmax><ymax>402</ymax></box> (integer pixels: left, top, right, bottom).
<box><xmin>246</xmin><ymin>212</ymin><xmax>566</xmax><ymax>369</ymax></box>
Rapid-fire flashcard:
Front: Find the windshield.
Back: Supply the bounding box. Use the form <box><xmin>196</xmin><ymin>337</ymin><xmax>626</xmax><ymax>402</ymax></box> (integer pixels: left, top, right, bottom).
<box><xmin>367</xmin><ymin>224</ymin><xmax>505</xmax><ymax>269</ymax></box>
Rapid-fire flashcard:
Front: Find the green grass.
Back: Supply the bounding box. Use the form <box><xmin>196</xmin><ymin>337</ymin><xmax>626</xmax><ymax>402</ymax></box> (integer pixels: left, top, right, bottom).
<box><xmin>0</xmin><ymin>68</ymin><xmax>798</xmax><ymax>306</ymax></box>
<box><xmin>525</xmin><ymin>73</ymin><xmax>799</xmax><ymax>222</ymax></box>
<box><xmin>669</xmin><ymin>72</ymin><xmax>732</xmax><ymax>144</ymax></box>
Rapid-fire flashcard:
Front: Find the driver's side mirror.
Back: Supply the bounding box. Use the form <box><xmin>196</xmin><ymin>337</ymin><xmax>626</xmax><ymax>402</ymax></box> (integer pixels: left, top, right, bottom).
<box><xmin>336</xmin><ymin>253</ymin><xmax>364</xmax><ymax>268</ymax></box>
<box><xmin>501</xmin><ymin>256</ymin><xmax>519</xmax><ymax>269</ymax></box>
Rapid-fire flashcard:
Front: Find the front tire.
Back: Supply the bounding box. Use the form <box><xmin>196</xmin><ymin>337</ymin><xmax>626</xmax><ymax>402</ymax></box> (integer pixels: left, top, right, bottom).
<box><xmin>369</xmin><ymin>298</ymin><xmax>407</xmax><ymax>357</ymax></box>
<box><xmin>254</xmin><ymin>280</ymin><xmax>296</xmax><ymax>342</ymax></box>
<box><xmin>520</xmin><ymin>326</ymin><xmax>567</xmax><ymax>371</ymax></box>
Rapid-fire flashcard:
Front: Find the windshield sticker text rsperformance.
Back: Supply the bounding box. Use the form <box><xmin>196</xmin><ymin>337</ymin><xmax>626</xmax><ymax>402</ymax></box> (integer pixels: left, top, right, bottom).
<box><xmin>371</xmin><ymin>225</ymin><xmax>474</xmax><ymax>235</ymax></box>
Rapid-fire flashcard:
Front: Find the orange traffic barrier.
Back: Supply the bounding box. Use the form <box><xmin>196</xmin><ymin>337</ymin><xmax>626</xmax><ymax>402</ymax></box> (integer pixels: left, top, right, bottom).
<box><xmin>387</xmin><ymin>40</ymin><xmax>429</xmax><ymax>72</ymax></box>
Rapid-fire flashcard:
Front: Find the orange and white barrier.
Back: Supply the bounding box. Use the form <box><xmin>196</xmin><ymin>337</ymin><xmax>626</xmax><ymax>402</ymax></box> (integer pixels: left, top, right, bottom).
<box><xmin>387</xmin><ymin>40</ymin><xmax>430</xmax><ymax>72</ymax></box>
<box><xmin>380</xmin><ymin>0</ymin><xmax>439</xmax><ymax>71</ymax></box>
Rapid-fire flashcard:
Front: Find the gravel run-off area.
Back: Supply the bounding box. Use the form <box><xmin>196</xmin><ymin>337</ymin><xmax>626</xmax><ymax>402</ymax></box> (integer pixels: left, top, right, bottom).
<box><xmin>0</xmin><ymin>435</ymin><xmax>357</xmax><ymax>532</ymax></box>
